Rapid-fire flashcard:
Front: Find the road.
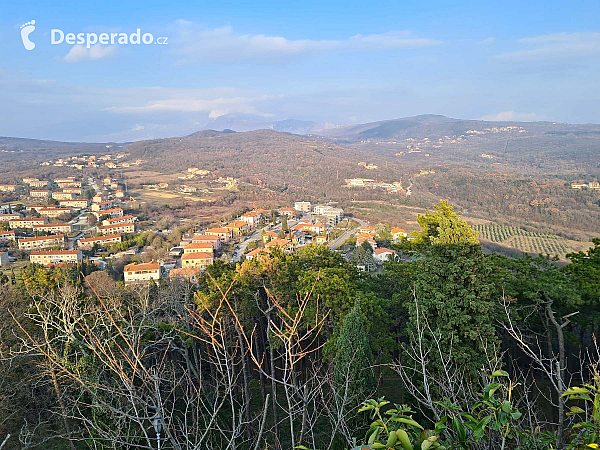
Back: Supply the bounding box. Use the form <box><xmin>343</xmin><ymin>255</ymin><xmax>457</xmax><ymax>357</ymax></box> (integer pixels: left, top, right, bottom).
<box><xmin>328</xmin><ymin>217</ymin><xmax>368</xmax><ymax>250</ymax></box>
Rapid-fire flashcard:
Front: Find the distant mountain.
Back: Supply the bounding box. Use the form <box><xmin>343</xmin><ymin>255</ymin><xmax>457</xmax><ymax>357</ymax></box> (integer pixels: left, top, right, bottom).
<box><xmin>314</xmin><ymin>114</ymin><xmax>600</xmax><ymax>142</ymax></box>
<box><xmin>201</xmin><ymin>113</ymin><xmax>319</xmax><ymax>134</ymax></box>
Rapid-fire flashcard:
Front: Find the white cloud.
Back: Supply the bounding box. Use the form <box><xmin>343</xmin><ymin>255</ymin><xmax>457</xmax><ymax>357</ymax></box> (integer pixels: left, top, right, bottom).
<box><xmin>64</xmin><ymin>44</ymin><xmax>119</xmax><ymax>63</ymax></box>
<box><xmin>479</xmin><ymin>37</ymin><xmax>495</xmax><ymax>45</ymax></box>
<box><xmin>479</xmin><ymin>111</ymin><xmax>540</xmax><ymax>121</ymax></box>
<box><xmin>494</xmin><ymin>32</ymin><xmax>600</xmax><ymax>61</ymax></box>
<box><xmin>173</xmin><ymin>23</ymin><xmax>440</xmax><ymax>63</ymax></box>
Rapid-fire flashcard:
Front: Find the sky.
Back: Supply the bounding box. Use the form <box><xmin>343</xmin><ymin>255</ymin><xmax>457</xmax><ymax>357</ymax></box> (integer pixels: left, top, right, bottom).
<box><xmin>1</xmin><ymin>0</ymin><xmax>599</xmax><ymax>142</ymax></box>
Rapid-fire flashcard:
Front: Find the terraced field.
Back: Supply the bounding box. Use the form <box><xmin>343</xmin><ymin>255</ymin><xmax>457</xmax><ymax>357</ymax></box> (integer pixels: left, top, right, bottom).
<box><xmin>472</xmin><ymin>224</ymin><xmax>590</xmax><ymax>258</ymax></box>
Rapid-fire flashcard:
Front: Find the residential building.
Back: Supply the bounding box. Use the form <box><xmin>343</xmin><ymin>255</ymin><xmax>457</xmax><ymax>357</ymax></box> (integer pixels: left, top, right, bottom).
<box><xmin>124</xmin><ymin>261</ymin><xmax>161</xmax><ymax>285</ymax></box>
<box><xmin>56</xmin><ymin>180</ymin><xmax>82</xmax><ymax>188</ymax></box>
<box><xmin>0</xmin><ymin>184</ymin><xmax>16</xmax><ymax>192</ymax></box>
<box><xmin>18</xmin><ymin>234</ymin><xmax>65</xmax><ymax>250</ymax></box>
<box><xmin>265</xmin><ymin>238</ymin><xmax>293</xmax><ymax>251</ymax></box>
<box><xmin>29</xmin><ymin>180</ymin><xmax>49</xmax><ymax>188</ymax></box>
<box><xmin>0</xmin><ymin>252</ymin><xmax>9</xmax><ymax>266</ymax></box>
<box><xmin>294</xmin><ymin>201</ymin><xmax>311</xmax><ymax>212</ymax></box>
<box><xmin>190</xmin><ymin>234</ymin><xmax>222</xmax><ymax>250</ymax></box>
<box><xmin>9</xmin><ymin>218</ymin><xmax>46</xmax><ymax>228</ymax></box>
<box><xmin>356</xmin><ymin>233</ymin><xmax>377</xmax><ymax>249</ymax></box>
<box><xmin>245</xmin><ymin>247</ymin><xmax>271</xmax><ymax>260</ymax></box>
<box><xmin>0</xmin><ymin>213</ymin><xmax>22</xmax><ymax>222</ymax></box>
<box><xmin>91</xmin><ymin>200</ymin><xmax>115</xmax><ymax>212</ymax></box>
<box><xmin>279</xmin><ymin>207</ymin><xmax>297</xmax><ymax>217</ymax></box>
<box><xmin>59</xmin><ymin>199</ymin><xmax>89</xmax><ymax>208</ymax></box>
<box><xmin>23</xmin><ymin>177</ymin><xmax>38</xmax><ymax>184</ymax></box>
<box><xmin>62</xmin><ymin>187</ymin><xmax>82</xmax><ymax>195</ymax></box>
<box><xmin>52</xmin><ymin>191</ymin><xmax>74</xmax><ymax>200</ymax></box>
<box><xmin>224</xmin><ymin>220</ymin><xmax>249</xmax><ymax>236</ymax></box>
<box><xmin>0</xmin><ymin>230</ymin><xmax>16</xmax><ymax>242</ymax></box>
<box><xmin>183</xmin><ymin>242</ymin><xmax>214</xmax><ymax>254</ymax></box>
<box><xmin>315</xmin><ymin>235</ymin><xmax>327</xmax><ymax>244</ymax></box>
<box><xmin>78</xmin><ymin>234</ymin><xmax>122</xmax><ymax>250</ymax></box>
<box><xmin>97</xmin><ymin>222</ymin><xmax>135</xmax><ymax>235</ymax></box>
<box><xmin>94</xmin><ymin>208</ymin><xmax>123</xmax><ymax>219</ymax></box>
<box><xmin>240</xmin><ymin>210</ymin><xmax>262</xmax><ymax>227</ymax></box>
<box><xmin>181</xmin><ymin>252</ymin><xmax>214</xmax><ymax>270</ymax></box>
<box><xmin>262</xmin><ymin>230</ymin><xmax>282</xmax><ymax>243</ymax></box>
<box><xmin>30</xmin><ymin>250</ymin><xmax>82</xmax><ymax>265</ymax></box>
<box><xmin>30</xmin><ymin>190</ymin><xmax>51</xmax><ymax>198</ymax></box>
<box><xmin>391</xmin><ymin>228</ymin><xmax>408</xmax><ymax>241</ymax></box>
<box><xmin>39</xmin><ymin>207</ymin><xmax>71</xmax><ymax>218</ymax></box>
<box><xmin>204</xmin><ymin>228</ymin><xmax>232</xmax><ymax>241</ymax></box>
<box><xmin>312</xmin><ymin>205</ymin><xmax>344</xmax><ymax>225</ymax></box>
<box><xmin>33</xmin><ymin>223</ymin><xmax>73</xmax><ymax>234</ymax></box>
<box><xmin>374</xmin><ymin>248</ymin><xmax>397</xmax><ymax>263</ymax></box>
<box><xmin>102</xmin><ymin>214</ymin><xmax>136</xmax><ymax>226</ymax></box>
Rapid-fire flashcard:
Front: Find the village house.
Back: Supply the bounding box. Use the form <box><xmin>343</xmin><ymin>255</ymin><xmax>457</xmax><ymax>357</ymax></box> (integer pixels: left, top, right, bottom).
<box><xmin>9</xmin><ymin>217</ymin><xmax>47</xmax><ymax>228</ymax></box>
<box><xmin>115</xmin><ymin>190</ymin><xmax>125</xmax><ymax>198</ymax></box>
<box><xmin>357</xmin><ymin>226</ymin><xmax>377</xmax><ymax>235</ymax></box>
<box><xmin>102</xmin><ymin>215</ymin><xmax>136</xmax><ymax>226</ymax></box>
<box><xmin>124</xmin><ymin>261</ymin><xmax>161</xmax><ymax>285</ymax></box>
<box><xmin>245</xmin><ymin>247</ymin><xmax>271</xmax><ymax>260</ymax></box>
<box><xmin>315</xmin><ymin>235</ymin><xmax>327</xmax><ymax>244</ymax></box>
<box><xmin>181</xmin><ymin>252</ymin><xmax>214</xmax><ymax>270</ymax></box>
<box><xmin>262</xmin><ymin>230</ymin><xmax>282</xmax><ymax>243</ymax></box>
<box><xmin>304</xmin><ymin>222</ymin><xmax>326</xmax><ymax>235</ymax></box>
<box><xmin>356</xmin><ymin>233</ymin><xmax>377</xmax><ymax>249</ymax></box>
<box><xmin>52</xmin><ymin>191</ymin><xmax>75</xmax><ymax>200</ymax></box>
<box><xmin>78</xmin><ymin>234</ymin><xmax>122</xmax><ymax>250</ymax></box>
<box><xmin>92</xmin><ymin>193</ymin><xmax>106</xmax><ymax>203</ymax></box>
<box><xmin>240</xmin><ymin>210</ymin><xmax>262</xmax><ymax>227</ymax></box>
<box><xmin>265</xmin><ymin>238</ymin><xmax>293</xmax><ymax>252</ymax></box>
<box><xmin>30</xmin><ymin>190</ymin><xmax>51</xmax><ymax>198</ymax></box>
<box><xmin>59</xmin><ymin>199</ymin><xmax>89</xmax><ymax>209</ymax></box>
<box><xmin>224</xmin><ymin>220</ymin><xmax>249</xmax><ymax>236</ymax></box>
<box><xmin>373</xmin><ymin>248</ymin><xmax>397</xmax><ymax>263</ymax></box>
<box><xmin>33</xmin><ymin>223</ymin><xmax>73</xmax><ymax>234</ymax></box>
<box><xmin>183</xmin><ymin>242</ymin><xmax>214</xmax><ymax>254</ymax></box>
<box><xmin>279</xmin><ymin>207</ymin><xmax>297</xmax><ymax>217</ymax></box>
<box><xmin>39</xmin><ymin>207</ymin><xmax>72</xmax><ymax>218</ymax></box>
<box><xmin>23</xmin><ymin>177</ymin><xmax>38</xmax><ymax>184</ymax></box>
<box><xmin>204</xmin><ymin>228</ymin><xmax>233</xmax><ymax>241</ymax></box>
<box><xmin>391</xmin><ymin>227</ymin><xmax>408</xmax><ymax>241</ymax></box>
<box><xmin>18</xmin><ymin>234</ymin><xmax>65</xmax><ymax>250</ymax></box>
<box><xmin>190</xmin><ymin>234</ymin><xmax>222</xmax><ymax>250</ymax></box>
<box><xmin>30</xmin><ymin>250</ymin><xmax>82</xmax><ymax>265</ymax></box>
<box><xmin>56</xmin><ymin>180</ymin><xmax>82</xmax><ymax>188</ymax></box>
<box><xmin>0</xmin><ymin>184</ymin><xmax>17</xmax><ymax>192</ymax></box>
<box><xmin>0</xmin><ymin>252</ymin><xmax>9</xmax><ymax>266</ymax></box>
<box><xmin>0</xmin><ymin>230</ymin><xmax>16</xmax><ymax>242</ymax></box>
<box><xmin>25</xmin><ymin>205</ymin><xmax>49</xmax><ymax>213</ymax></box>
<box><xmin>97</xmin><ymin>222</ymin><xmax>135</xmax><ymax>235</ymax></box>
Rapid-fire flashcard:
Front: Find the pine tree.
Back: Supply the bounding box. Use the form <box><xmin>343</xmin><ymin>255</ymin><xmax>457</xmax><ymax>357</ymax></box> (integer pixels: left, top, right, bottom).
<box><xmin>334</xmin><ymin>303</ymin><xmax>376</xmax><ymax>407</ymax></box>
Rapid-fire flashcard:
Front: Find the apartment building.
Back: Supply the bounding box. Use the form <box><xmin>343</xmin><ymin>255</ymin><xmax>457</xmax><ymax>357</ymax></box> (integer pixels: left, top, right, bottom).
<box><xmin>0</xmin><ymin>213</ymin><xmax>22</xmax><ymax>222</ymax></box>
<box><xmin>183</xmin><ymin>242</ymin><xmax>214</xmax><ymax>254</ymax></box>
<box><xmin>59</xmin><ymin>199</ymin><xmax>89</xmax><ymax>208</ymax></box>
<box><xmin>9</xmin><ymin>218</ymin><xmax>47</xmax><ymax>228</ymax></box>
<box><xmin>78</xmin><ymin>234</ymin><xmax>122</xmax><ymax>250</ymax></box>
<box><xmin>0</xmin><ymin>185</ymin><xmax>16</xmax><ymax>192</ymax></box>
<box><xmin>97</xmin><ymin>222</ymin><xmax>135</xmax><ymax>235</ymax></box>
<box><xmin>294</xmin><ymin>201</ymin><xmax>311</xmax><ymax>212</ymax></box>
<box><xmin>39</xmin><ymin>207</ymin><xmax>72</xmax><ymax>218</ymax></box>
<box><xmin>33</xmin><ymin>223</ymin><xmax>73</xmax><ymax>234</ymax></box>
<box><xmin>18</xmin><ymin>234</ymin><xmax>65</xmax><ymax>250</ymax></box>
<box><xmin>0</xmin><ymin>230</ymin><xmax>16</xmax><ymax>242</ymax></box>
<box><xmin>52</xmin><ymin>191</ymin><xmax>74</xmax><ymax>200</ymax></box>
<box><xmin>30</xmin><ymin>190</ymin><xmax>51</xmax><ymax>198</ymax></box>
<box><xmin>102</xmin><ymin>214</ymin><xmax>136</xmax><ymax>226</ymax></box>
<box><xmin>30</xmin><ymin>250</ymin><xmax>82</xmax><ymax>265</ymax></box>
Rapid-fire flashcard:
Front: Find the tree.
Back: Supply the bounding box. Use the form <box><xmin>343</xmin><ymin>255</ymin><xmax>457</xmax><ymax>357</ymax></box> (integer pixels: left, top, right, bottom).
<box><xmin>334</xmin><ymin>303</ymin><xmax>376</xmax><ymax>407</ymax></box>
<box><xmin>405</xmin><ymin>201</ymin><xmax>498</xmax><ymax>377</ymax></box>
<box><xmin>281</xmin><ymin>215</ymin><xmax>289</xmax><ymax>231</ymax></box>
<box><xmin>353</xmin><ymin>242</ymin><xmax>376</xmax><ymax>272</ymax></box>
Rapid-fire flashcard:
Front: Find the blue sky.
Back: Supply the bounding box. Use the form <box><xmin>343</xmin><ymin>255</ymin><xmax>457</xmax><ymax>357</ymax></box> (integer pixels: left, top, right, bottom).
<box><xmin>1</xmin><ymin>0</ymin><xmax>599</xmax><ymax>142</ymax></box>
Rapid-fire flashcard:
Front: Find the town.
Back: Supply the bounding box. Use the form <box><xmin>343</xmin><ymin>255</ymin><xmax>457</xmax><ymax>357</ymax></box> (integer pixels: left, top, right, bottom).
<box><xmin>0</xmin><ymin>175</ymin><xmax>409</xmax><ymax>284</ymax></box>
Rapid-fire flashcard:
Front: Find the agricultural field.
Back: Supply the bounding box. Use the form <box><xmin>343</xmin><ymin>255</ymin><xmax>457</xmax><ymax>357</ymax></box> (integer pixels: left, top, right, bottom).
<box><xmin>472</xmin><ymin>224</ymin><xmax>592</xmax><ymax>259</ymax></box>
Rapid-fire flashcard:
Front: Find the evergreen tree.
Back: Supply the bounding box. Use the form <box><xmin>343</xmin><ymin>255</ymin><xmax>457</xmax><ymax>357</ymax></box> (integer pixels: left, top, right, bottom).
<box><xmin>353</xmin><ymin>242</ymin><xmax>376</xmax><ymax>272</ymax></box>
<box><xmin>405</xmin><ymin>201</ymin><xmax>498</xmax><ymax>376</ymax></box>
<box><xmin>334</xmin><ymin>303</ymin><xmax>376</xmax><ymax>406</ymax></box>
<box><xmin>281</xmin><ymin>215</ymin><xmax>288</xmax><ymax>232</ymax></box>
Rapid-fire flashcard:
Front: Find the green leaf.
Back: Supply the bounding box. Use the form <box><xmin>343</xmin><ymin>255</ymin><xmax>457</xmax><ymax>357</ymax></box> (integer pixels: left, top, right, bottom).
<box><xmin>491</xmin><ymin>370</ymin><xmax>509</xmax><ymax>378</ymax></box>
<box><xmin>452</xmin><ymin>417</ymin><xmax>467</xmax><ymax>442</ymax></box>
<box><xmin>562</xmin><ymin>387</ymin><xmax>590</xmax><ymax>397</ymax></box>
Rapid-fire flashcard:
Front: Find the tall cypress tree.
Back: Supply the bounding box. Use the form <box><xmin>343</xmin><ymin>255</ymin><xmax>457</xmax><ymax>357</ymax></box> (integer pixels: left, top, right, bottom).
<box><xmin>334</xmin><ymin>303</ymin><xmax>376</xmax><ymax>407</ymax></box>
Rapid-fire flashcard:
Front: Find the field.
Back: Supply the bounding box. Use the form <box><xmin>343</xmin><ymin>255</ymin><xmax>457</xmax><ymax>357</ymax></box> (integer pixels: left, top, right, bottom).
<box><xmin>472</xmin><ymin>224</ymin><xmax>592</xmax><ymax>259</ymax></box>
